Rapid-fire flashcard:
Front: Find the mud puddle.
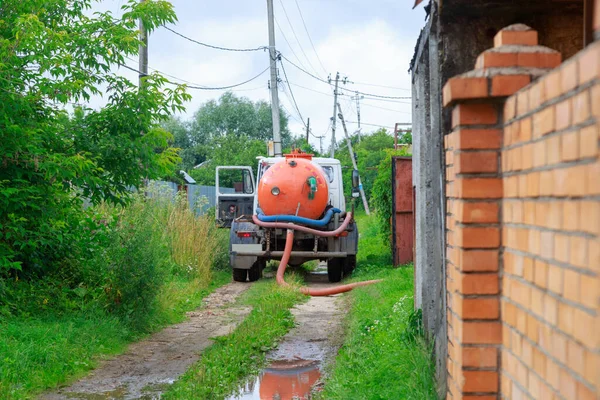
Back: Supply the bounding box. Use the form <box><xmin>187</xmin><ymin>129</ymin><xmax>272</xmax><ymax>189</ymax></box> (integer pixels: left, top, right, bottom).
<box><xmin>43</xmin><ymin>282</ymin><xmax>251</xmax><ymax>400</ymax></box>
<box><xmin>228</xmin><ymin>273</ymin><xmax>345</xmax><ymax>400</ymax></box>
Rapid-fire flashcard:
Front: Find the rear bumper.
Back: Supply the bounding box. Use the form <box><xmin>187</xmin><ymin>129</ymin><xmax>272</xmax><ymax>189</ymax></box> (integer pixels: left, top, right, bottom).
<box><xmin>232</xmin><ymin>251</ymin><xmax>347</xmax><ymax>258</ymax></box>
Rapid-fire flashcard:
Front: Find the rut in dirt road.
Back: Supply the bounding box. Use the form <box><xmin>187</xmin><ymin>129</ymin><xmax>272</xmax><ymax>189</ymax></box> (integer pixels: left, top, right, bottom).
<box><xmin>43</xmin><ymin>282</ymin><xmax>251</xmax><ymax>400</ymax></box>
<box><xmin>229</xmin><ymin>277</ymin><xmax>346</xmax><ymax>400</ymax></box>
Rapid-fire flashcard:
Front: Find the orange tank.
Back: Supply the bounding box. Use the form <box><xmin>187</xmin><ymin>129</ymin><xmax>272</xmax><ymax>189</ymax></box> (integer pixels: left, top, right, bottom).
<box><xmin>258</xmin><ymin>156</ymin><xmax>329</xmax><ymax>219</ymax></box>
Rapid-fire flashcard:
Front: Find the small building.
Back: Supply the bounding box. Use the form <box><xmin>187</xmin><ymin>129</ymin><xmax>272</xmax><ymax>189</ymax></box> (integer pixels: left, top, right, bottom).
<box><xmin>410</xmin><ymin>0</ymin><xmax>598</xmax><ymax>398</ymax></box>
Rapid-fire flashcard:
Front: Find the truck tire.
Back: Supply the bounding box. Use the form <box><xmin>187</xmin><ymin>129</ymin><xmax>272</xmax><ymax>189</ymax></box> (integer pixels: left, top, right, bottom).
<box><xmin>327</xmin><ymin>259</ymin><xmax>343</xmax><ymax>283</ymax></box>
<box><xmin>248</xmin><ymin>260</ymin><xmax>265</xmax><ymax>282</ymax></box>
<box><xmin>232</xmin><ymin>268</ymin><xmax>247</xmax><ymax>282</ymax></box>
<box><xmin>343</xmin><ymin>255</ymin><xmax>356</xmax><ymax>276</ymax></box>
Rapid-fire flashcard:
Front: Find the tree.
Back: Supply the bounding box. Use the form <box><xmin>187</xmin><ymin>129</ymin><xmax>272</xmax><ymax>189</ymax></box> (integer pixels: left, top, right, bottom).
<box><xmin>335</xmin><ymin>129</ymin><xmax>395</xmax><ymax>205</ymax></box>
<box><xmin>0</xmin><ymin>0</ymin><xmax>188</xmax><ymax>273</ymax></box>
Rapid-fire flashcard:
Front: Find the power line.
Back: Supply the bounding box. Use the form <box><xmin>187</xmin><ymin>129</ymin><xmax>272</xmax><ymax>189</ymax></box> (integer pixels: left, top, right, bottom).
<box><xmin>119</xmin><ymin>63</ymin><xmax>269</xmax><ymax>90</ymax></box>
<box><xmin>283</xmin><ymin>80</ymin><xmax>411</xmax><ymax>114</ymax></box>
<box><xmin>348</xmin><ymin>81</ymin><xmax>410</xmax><ymax>91</ymax></box>
<box><xmin>274</xmin><ymin>18</ymin><xmax>311</xmax><ymax>73</ymax></box>
<box><xmin>277</xmin><ymin>0</ymin><xmax>321</xmax><ymax>78</ymax></box>
<box><xmin>279</xmin><ymin>60</ymin><xmax>306</xmax><ymax>128</ymax></box>
<box><xmin>293</xmin><ymin>0</ymin><xmax>328</xmax><ymax>76</ymax></box>
<box><xmin>280</xmin><ymin>53</ymin><xmax>330</xmax><ymax>84</ymax></box>
<box><xmin>163</xmin><ymin>26</ymin><xmax>268</xmax><ymax>52</ymax></box>
<box><xmin>346</xmin><ymin>121</ymin><xmax>404</xmax><ymax>129</ymax></box>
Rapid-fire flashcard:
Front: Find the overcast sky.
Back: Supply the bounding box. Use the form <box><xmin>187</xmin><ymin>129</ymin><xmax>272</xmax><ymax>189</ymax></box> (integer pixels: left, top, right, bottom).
<box><xmin>94</xmin><ymin>0</ymin><xmax>425</xmax><ymax>150</ymax></box>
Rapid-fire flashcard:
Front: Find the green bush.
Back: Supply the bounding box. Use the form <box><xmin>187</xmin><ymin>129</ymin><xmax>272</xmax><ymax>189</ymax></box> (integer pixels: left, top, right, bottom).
<box><xmin>371</xmin><ymin>148</ymin><xmax>411</xmax><ymax>244</ymax></box>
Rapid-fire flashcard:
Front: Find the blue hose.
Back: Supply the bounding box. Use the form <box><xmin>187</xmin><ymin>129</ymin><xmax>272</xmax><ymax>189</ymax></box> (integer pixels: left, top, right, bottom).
<box><xmin>257</xmin><ymin>207</ymin><xmax>342</xmax><ymax>228</ymax></box>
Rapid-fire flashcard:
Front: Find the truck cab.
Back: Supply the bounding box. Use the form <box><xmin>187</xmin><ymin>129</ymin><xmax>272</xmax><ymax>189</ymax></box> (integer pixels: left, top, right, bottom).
<box><xmin>215</xmin><ymin>156</ymin><xmax>358</xmax><ymax>283</ymax></box>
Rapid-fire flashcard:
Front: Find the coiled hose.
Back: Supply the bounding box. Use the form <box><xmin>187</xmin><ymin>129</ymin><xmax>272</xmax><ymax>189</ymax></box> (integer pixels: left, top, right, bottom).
<box><xmin>252</xmin><ymin>213</ymin><xmax>381</xmax><ymax>296</ymax></box>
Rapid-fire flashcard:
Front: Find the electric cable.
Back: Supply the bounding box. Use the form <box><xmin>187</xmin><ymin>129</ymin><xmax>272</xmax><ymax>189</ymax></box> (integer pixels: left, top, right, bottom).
<box><xmin>279</xmin><ymin>59</ymin><xmax>306</xmax><ymax>128</ymax></box>
<box><xmin>277</xmin><ymin>0</ymin><xmax>321</xmax><ymax>78</ymax></box>
<box><xmin>294</xmin><ymin>0</ymin><xmax>328</xmax><ymax>76</ymax></box>
<box><xmin>163</xmin><ymin>26</ymin><xmax>268</xmax><ymax>52</ymax></box>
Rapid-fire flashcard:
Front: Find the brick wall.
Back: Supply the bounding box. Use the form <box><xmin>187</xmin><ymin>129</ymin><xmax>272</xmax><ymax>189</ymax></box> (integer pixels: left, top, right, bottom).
<box><xmin>501</xmin><ymin>37</ymin><xmax>600</xmax><ymax>400</ymax></box>
<box><xmin>442</xmin><ymin>21</ymin><xmax>600</xmax><ymax>400</ymax></box>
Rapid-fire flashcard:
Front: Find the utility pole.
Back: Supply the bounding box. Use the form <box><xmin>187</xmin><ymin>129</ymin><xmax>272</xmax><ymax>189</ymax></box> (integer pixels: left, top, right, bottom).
<box><xmin>352</xmin><ymin>91</ymin><xmax>364</xmax><ymax>142</ymax></box>
<box><xmin>329</xmin><ymin>72</ymin><xmax>340</xmax><ymax>158</ymax></box>
<box><xmin>266</xmin><ymin>0</ymin><xmax>282</xmax><ymax>156</ymax></box>
<box><xmin>337</xmin><ymin>103</ymin><xmax>370</xmax><ymax>215</ymax></box>
<box><xmin>306</xmin><ymin>117</ymin><xmax>310</xmax><ymax>143</ymax></box>
<box><xmin>138</xmin><ymin>0</ymin><xmax>148</xmax><ymax>89</ymax></box>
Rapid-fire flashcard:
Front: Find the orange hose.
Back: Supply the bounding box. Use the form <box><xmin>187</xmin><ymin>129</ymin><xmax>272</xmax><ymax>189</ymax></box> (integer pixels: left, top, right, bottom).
<box><xmin>270</xmin><ymin>219</ymin><xmax>381</xmax><ymax>297</ymax></box>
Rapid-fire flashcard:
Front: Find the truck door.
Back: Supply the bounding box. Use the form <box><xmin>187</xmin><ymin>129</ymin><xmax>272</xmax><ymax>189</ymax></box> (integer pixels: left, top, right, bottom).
<box><xmin>215</xmin><ymin>166</ymin><xmax>255</xmax><ymax>228</ymax></box>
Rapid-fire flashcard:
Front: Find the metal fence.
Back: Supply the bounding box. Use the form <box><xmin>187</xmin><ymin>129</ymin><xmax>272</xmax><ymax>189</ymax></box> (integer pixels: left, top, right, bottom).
<box><xmin>152</xmin><ymin>181</ymin><xmax>234</xmax><ymax>215</ymax></box>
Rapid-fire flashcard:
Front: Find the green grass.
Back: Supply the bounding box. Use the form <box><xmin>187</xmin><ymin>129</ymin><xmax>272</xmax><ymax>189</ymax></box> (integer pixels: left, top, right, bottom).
<box><xmin>317</xmin><ymin>213</ymin><xmax>438</xmax><ymax>400</ymax></box>
<box><xmin>163</xmin><ymin>274</ymin><xmax>306</xmax><ymax>399</ymax></box>
<box><xmin>0</xmin><ymin>271</ymin><xmax>231</xmax><ymax>400</ymax></box>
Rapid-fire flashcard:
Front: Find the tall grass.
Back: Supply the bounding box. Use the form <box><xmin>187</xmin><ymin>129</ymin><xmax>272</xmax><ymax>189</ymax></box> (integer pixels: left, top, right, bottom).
<box><xmin>0</xmin><ymin>187</ymin><xmax>230</xmax><ymax>398</ymax></box>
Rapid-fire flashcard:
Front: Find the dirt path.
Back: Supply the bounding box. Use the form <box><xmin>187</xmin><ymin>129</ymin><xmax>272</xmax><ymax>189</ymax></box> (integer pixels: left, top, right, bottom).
<box><xmin>43</xmin><ymin>282</ymin><xmax>251</xmax><ymax>400</ymax></box>
<box><xmin>229</xmin><ymin>273</ymin><xmax>346</xmax><ymax>400</ymax></box>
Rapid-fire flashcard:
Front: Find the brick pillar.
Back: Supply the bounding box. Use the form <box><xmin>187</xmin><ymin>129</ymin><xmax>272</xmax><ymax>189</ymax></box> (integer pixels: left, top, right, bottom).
<box><xmin>443</xmin><ymin>24</ymin><xmax>562</xmax><ymax>400</ymax></box>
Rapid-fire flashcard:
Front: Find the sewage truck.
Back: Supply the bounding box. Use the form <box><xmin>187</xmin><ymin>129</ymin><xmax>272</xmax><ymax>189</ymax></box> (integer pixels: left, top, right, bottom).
<box><xmin>215</xmin><ymin>149</ymin><xmax>361</xmax><ymax>283</ymax></box>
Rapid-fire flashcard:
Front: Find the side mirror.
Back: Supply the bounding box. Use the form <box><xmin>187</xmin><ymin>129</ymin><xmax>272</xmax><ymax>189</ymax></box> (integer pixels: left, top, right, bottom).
<box><xmin>351</xmin><ymin>169</ymin><xmax>360</xmax><ymax>189</ymax></box>
<box><xmin>351</xmin><ymin>170</ymin><xmax>360</xmax><ymax>198</ymax></box>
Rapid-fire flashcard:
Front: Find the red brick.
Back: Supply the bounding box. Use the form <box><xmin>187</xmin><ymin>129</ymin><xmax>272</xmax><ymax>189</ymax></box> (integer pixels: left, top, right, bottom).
<box><xmin>459</xmin><ymin>297</ymin><xmax>500</xmax><ymax>319</ymax></box>
<box><xmin>577</xmin><ymin>382</ymin><xmax>597</xmax><ymax>400</ymax></box>
<box><xmin>580</xmin><ymin>201</ymin><xmax>600</xmax><ymax>235</ymax></box>
<box><xmin>562</xmin><ymin>201</ymin><xmax>579</xmax><ymax>231</ymax></box>
<box><xmin>526</xmin><ymin>173</ymin><xmax>540</xmax><ymax>197</ymax></box>
<box><xmin>520</xmin><ymin>117</ymin><xmax>533</xmax><ymax>142</ymax></box>
<box><xmin>491</xmin><ymin>75</ymin><xmax>531</xmax><ymax>96</ymax></box>
<box><xmin>578</xmin><ymin>42</ymin><xmax>600</xmax><ymax>84</ymax></box>
<box><xmin>573</xmin><ymin>90</ymin><xmax>591</xmax><ymax>125</ymax></box>
<box><xmin>555</xmin><ymin>98</ymin><xmax>572</xmax><ymax>131</ymax></box>
<box><xmin>462</xmin><ymin>371</ymin><xmax>499</xmax><ymax>393</ymax></box>
<box><xmin>505</xmin><ymin>95</ymin><xmax>517</xmax><ymax>121</ymax></box>
<box><xmin>494</xmin><ymin>28</ymin><xmax>538</xmax><ymax>47</ymax></box>
<box><xmin>454</xmin><ymin>129</ymin><xmax>502</xmax><ymax>150</ymax></box>
<box><xmin>460</xmin><ymin>249</ymin><xmax>499</xmax><ymax>272</ymax></box>
<box><xmin>570</xmin><ymin>236</ymin><xmax>588</xmax><ymax>268</ymax></box>
<box><xmin>554</xmin><ymin>234</ymin><xmax>570</xmax><ymax>263</ymax></box>
<box><xmin>533</xmin><ymin>140</ymin><xmax>546</xmax><ymax>167</ymax></box>
<box><xmin>534</xmin><ymin>260</ymin><xmax>548</xmax><ymax>288</ymax></box>
<box><xmin>443</xmin><ymin>77</ymin><xmax>489</xmax><ymax>106</ymax></box>
<box><xmin>517</xmin><ymin>51</ymin><xmax>562</xmax><ymax>69</ymax></box>
<box><xmin>546</xmin><ymin>134</ymin><xmax>561</xmax><ymax>165</ymax></box>
<box><xmin>517</xmin><ymin>89</ymin><xmax>529</xmax><ymax>116</ymax></box>
<box><xmin>559</xmin><ymin>368</ymin><xmax>577</xmax><ymax>400</ymax></box>
<box><xmin>561</xmin><ymin>60</ymin><xmax>579</xmax><ymax>93</ymax></box>
<box><xmin>579</xmin><ymin>124</ymin><xmax>599</xmax><ymax>159</ymax></box>
<box><xmin>461</xmin><ymin>321</ymin><xmax>502</xmax><ymax>344</ymax></box>
<box><xmin>460</xmin><ymin>273</ymin><xmax>499</xmax><ymax>295</ymax></box>
<box><xmin>529</xmin><ymin>81</ymin><xmax>545</xmax><ymax>110</ymax></box>
<box><xmin>561</xmin><ymin>130</ymin><xmax>579</xmax><ymax>161</ymax></box>
<box><xmin>548</xmin><ymin>265</ymin><xmax>563</xmax><ymax>295</ymax></box>
<box><xmin>558</xmin><ymin>302</ymin><xmax>575</xmax><ymax>335</ymax></box>
<box><xmin>452</xmin><ymin>104</ymin><xmax>498</xmax><ymax>128</ymax></box>
<box><xmin>462</xmin><ymin>347</ymin><xmax>498</xmax><ymax>368</ymax></box>
<box><xmin>455</xmin><ymin>151</ymin><xmax>498</xmax><ymax>174</ymax></box>
<box><xmin>521</xmin><ymin>144</ymin><xmax>533</xmax><ymax>170</ymax></box>
<box><xmin>563</xmin><ymin>268</ymin><xmax>581</xmax><ymax>303</ymax></box>
<box><xmin>456</xmin><ymin>226</ymin><xmax>500</xmax><ymax>248</ymax></box>
<box><xmin>544</xmin><ymin>70</ymin><xmax>561</xmax><ymax>101</ymax></box>
<box><xmin>457</xmin><ymin>178</ymin><xmax>503</xmax><ymax>199</ymax></box>
<box><xmin>586</xmin><ymin>161</ymin><xmax>600</xmax><ymax>195</ymax></box>
<box><xmin>457</xmin><ymin>202</ymin><xmax>499</xmax><ymax>223</ymax></box>
<box><xmin>533</xmin><ymin>105</ymin><xmax>555</xmax><ymax>137</ymax></box>
<box><xmin>567</xmin><ymin>340</ymin><xmax>586</xmax><ymax>377</ymax></box>
<box><xmin>477</xmin><ymin>50</ymin><xmax>518</xmax><ymax>69</ymax></box>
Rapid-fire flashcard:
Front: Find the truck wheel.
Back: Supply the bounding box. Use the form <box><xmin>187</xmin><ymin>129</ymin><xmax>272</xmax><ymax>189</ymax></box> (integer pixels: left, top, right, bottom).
<box><xmin>343</xmin><ymin>255</ymin><xmax>356</xmax><ymax>276</ymax></box>
<box><xmin>327</xmin><ymin>259</ymin><xmax>343</xmax><ymax>283</ymax></box>
<box><xmin>248</xmin><ymin>260</ymin><xmax>264</xmax><ymax>282</ymax></box>
<box><xmin>232</xmin><ymin>268</ymin><xmax>247</xmax><ymax>282</ymax></box>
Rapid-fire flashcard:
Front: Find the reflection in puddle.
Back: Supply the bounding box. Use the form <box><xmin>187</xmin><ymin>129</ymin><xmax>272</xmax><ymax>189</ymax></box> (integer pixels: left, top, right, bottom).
<box><xmin>229</xmin><ymin>359</ymin><xmax>321</xmax><ymax>400</ymax></box>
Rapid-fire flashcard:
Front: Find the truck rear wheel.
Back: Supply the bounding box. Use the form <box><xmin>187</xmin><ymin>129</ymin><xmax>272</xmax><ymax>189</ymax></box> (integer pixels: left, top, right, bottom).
<box><xmin>232</xmin><ymin>268</ymin><xmax>247</xmax><ymax>282</ymax></box>
<box><xmin>327</xmin><ymin>259</ymin><xmax>343</xmax><ymax>283</ymax></box>
<box><xmin>343</xmin><ymin>255</ymin><xmax>356</xmax><ymax>276</ymax></box>
<box><xmin>248</xmin><ymin>259</ymin><xmax>265</xmax><ymax>282</ymax></box>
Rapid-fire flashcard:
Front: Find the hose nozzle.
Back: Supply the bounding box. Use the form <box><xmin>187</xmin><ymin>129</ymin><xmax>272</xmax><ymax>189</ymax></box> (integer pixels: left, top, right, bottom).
<box><xmin>307</xmin><ymin>176</ymin><xmax>317</xmax><ymax>200</ymax></box>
